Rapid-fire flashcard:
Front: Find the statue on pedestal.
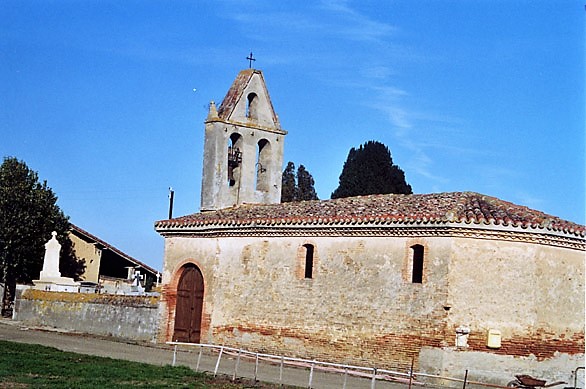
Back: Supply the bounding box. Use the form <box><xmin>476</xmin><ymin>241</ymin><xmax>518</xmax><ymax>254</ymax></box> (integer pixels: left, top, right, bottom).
<box><xmin>33</xmin><ymin>231</ymin><xmax>79</xmax><ymax>292</ymax></box>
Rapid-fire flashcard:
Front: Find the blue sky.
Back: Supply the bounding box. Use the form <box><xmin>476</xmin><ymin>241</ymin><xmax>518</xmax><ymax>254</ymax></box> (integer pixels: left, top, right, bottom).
<box><xmin>1</xmin><ymin>1</ymin><xmax>584</xmax><ymax>271</ymax></box>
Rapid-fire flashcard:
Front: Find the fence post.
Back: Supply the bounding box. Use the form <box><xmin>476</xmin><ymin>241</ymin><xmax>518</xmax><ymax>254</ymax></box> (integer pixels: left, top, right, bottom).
<box><xmin>279</xmin><ymin>355</ymin><xmax>284</xmax><ymax>388</ymax></box>
<box><xmin>371</xmin><ymin>367</ymin><xmax>377</xmax><ymax>389</ymax></box>
<box><xmin>172</xmin><ymin>344</ymin><xmax>177</xmax><ymax>367</ymax></box>
<box><xmin>462</xmin><ymin>369</ymin><xmax>469</xmax><ymax>389</ymax></box>
<box><xmin>254</xmin><ymin>353</ymin><xmax>259</xmax><ymax>382</ymax></box>
<box><xmin>574</xmin><ymin>367</ymin><xmax>585</xmax><ymax>389</ymax></box>
<box><xmin>232</xmin><ymin>349</ymin><xmax>241</xmax><ymax>382</ymax></box>
<box><xmin>214</xmin><ymin>346</ymin><xmax>224</xmax><ymax>377</ymax></box>
<box><xmin>342</xmin><ymin>365</ymin><xmax>348</xmax><ymax>389</ymax></box>
<box><xmin>196</xmin><ymin>346</ymin><xmax>203</xmax><ymax>371</ymax></box>
<box><xmin>308</xmin><ymin>360</ymin><xmax>316</xmax><ymax>389</ymax></box>
<box><xmin>408</xmin><ymin>358</ymin><xmax>414</xmax><ymax>389</ymax></box>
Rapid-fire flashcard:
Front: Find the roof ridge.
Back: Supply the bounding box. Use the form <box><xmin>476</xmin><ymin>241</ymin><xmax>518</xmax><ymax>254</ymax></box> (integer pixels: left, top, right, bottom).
<box><xmin>155</xmin><ymin>192</ymin><xmax>585</xmax><ymax>238</ymax></box>
<box><xmin>70</xmin><ymin>223</ymin><xmax>159</xmax><ymax>274</ymax></box>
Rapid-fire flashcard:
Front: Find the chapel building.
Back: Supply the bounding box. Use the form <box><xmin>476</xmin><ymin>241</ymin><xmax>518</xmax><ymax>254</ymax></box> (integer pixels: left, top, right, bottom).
<box><xmin>155</xmin><ymin>69</ymin><xmax>585</xmax><ymax>382</ymax></box>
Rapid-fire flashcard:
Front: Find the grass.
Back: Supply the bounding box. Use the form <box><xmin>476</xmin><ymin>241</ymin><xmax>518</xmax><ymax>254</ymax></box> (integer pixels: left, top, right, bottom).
<box><xmin>0</xmin><ymin>340</ymin><xmax>293</xmax><ymax>388</ymax></box>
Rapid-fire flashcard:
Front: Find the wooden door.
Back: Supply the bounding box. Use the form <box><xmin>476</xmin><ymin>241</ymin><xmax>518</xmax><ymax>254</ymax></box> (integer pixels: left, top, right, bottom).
<box><xmin>173</xmin><ymin>265</ymin><xmax>204</xmax><ymax>343</ymax></box>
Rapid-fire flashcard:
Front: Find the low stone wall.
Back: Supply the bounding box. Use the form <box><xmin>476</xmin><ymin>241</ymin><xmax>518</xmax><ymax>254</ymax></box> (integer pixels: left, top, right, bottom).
<box><xmin>13</xmin><ymin>288</ymin><xmax>160</xmax><ymax>342</ymax></box>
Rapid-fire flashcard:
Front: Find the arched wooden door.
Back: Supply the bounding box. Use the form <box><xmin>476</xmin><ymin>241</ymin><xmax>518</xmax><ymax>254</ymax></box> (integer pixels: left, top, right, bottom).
<box><xmin>173</xmin><ymin>264</ymin><xmax>204</xmax><ymax>343</ymax></box>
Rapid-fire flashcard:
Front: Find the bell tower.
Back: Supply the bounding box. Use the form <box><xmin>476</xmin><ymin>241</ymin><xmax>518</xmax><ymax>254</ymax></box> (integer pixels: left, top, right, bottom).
<box><xmin>200</xmin><ymin>69</ymin><xmax>287</xmax><ymax>211</ymax></box>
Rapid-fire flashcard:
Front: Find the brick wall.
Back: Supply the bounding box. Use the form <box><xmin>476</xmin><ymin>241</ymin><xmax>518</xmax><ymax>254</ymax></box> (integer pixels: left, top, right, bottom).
<box><xmin>159</xmin><ymin>233</ymin><xmax>584</xmax><ymax>377</ymax></box>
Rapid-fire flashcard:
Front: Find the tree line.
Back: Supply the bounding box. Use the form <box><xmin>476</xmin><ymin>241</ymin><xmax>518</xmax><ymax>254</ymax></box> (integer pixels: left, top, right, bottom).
<box><xmin>282</xmin><ymin>140</ymin><xmax>411</xmax><ymax>202</ymax></box>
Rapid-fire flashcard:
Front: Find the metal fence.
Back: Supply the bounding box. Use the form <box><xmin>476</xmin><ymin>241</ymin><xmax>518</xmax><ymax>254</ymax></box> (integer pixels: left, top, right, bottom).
<box><xmin>168</xmin><ymin>342</ymin><xmax>579</xmax><ymax>389</ymax></box>
<box><xmin>169</xmin><ymin>341</ymin><xmax>422</xmax><ymax>388</ymax></box>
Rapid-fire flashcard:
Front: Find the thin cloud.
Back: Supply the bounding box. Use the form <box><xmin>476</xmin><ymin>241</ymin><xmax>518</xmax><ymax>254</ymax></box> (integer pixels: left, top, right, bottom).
<box><xmin>361</xmin><ymin>66</ymin><xmax>397</xmax><ymax>80</ymax></box>
<box><xmin>228</xmin><ymin>11</ymin><xmax>324</xmax><ymax>36</ymax></box>
<box><xmin>310</xmin><ymin>2</ymin><xmax>457</xmax><ymax>185</ymax></box>
<box><xmin>418</xmin><ymin>140</ymin><xmax>495</xmax><ymax>158</ymax></box>
<box><xmin>371</xmin><ymin>104</ymin><xmax>413</xmax><ymax>131</ymax></box>
<box><xmin>318</xmin><ymin>0</ymin><xmax>397</xmax><ymax>42</ymax></box>
<box><xmin>225</xmin><ymin>1</ymin><xmax>397</xmax><ymax>48</ymax></box>
<box><xmin>372</xmin><ymin>85</ymin><xmax>409</xmax><ymax>99</ymax></box>
<box><xmin>221</xmin><ymin>0</ymin><xmax>485</xmax><ymax>191</ymax></box>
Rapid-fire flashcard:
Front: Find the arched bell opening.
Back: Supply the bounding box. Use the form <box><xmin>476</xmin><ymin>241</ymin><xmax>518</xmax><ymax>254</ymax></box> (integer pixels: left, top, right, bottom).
<box><xmin>227</xmin><ymin>133</ymin><xmax>243</xmax><ymax>187</ymax></box>
<box><xmin>246</xmin><ymin>92</ymin><xmax>258</xmax><ymax>120</ymax></box>
<box><xmin>255</xmin><ymin>138</ymin><xmax>271</xmax><ymax>192</ymax></box>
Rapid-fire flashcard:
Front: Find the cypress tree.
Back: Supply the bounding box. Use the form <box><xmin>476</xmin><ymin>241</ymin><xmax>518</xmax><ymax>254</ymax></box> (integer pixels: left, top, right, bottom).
<box><xmin>281</xmin><ymin>161</ymin><xmax>296</xmax><ymax>202</ymax></box>
<box><xmin>296</xmin><ymin>165</ymin><xmax>318</xmax><ymax>201</ymax></box>
<box><xmin>331</xmin><ymin>141</ymin><xmax>412</xmax><ymax>199</ymax></box>
<box><xmin>281</xmin><ymin>162</ymin><xmax>319</xmax><ymax>202</ymax></box>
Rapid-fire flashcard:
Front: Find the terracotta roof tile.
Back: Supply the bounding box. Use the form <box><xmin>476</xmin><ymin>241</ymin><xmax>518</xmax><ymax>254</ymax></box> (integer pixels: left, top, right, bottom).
<box><xmin>215</xmin><ymin>69</ymin><xmax>282</xmax><ymax>131</ymax></box>
<box><xmin>155</xmin><ymin>192</ymin><xmax>585</xmax><ymax>237</ymax></box>
<box><xmin>217</xmin><ymin>69</ymin><xmax>255</xmax><ymax>119</ymax></box>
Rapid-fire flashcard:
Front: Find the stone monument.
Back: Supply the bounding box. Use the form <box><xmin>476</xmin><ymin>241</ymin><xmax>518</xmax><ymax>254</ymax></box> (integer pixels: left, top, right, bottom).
<box><xmin>33</xmin><ymin>231</ymin><xmax>79</xmax><ymax>292</ymax></box>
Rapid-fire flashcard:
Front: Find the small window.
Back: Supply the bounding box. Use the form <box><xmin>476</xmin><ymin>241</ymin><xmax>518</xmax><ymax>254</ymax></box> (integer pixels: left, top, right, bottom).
<box><xmin>304</xmin><ymin>244</ymin><xmax>314</xmax><ymax>279</ymax></box>
<box><xmin>411</xmin><ymin>244</ymin><xmax>424</xmax><ymax>283</ymax></box>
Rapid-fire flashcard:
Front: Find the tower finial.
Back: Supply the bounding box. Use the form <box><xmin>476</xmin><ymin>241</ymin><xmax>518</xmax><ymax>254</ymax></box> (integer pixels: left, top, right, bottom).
<box><xmin>246</xmin><ymin>52</ymin><xmax>256</xmax><ymax>69</ymax></box>
<box><xmin>206</xmin><ymin>100</ymin><xmax>218</xmax><ymax>120</ymax></box>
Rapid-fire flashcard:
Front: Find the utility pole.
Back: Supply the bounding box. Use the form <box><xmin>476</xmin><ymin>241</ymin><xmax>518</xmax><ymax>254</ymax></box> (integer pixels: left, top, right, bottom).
<box><xmin>168</xmin><ymin>187</ymin><xmax>174</xmax><ymax>219</ymax></box>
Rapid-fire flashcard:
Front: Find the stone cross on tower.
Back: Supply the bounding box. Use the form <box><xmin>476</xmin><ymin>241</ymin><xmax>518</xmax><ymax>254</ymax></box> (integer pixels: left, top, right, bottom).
<box><xmin>246</xmin><ymin>52</ymin><xmax>256</xmax><ymax>69</ymax></box>
<box><xmin>200</xmin><ymin>69</ymin><xmax>287</xmax><ymax>211</ymax></box>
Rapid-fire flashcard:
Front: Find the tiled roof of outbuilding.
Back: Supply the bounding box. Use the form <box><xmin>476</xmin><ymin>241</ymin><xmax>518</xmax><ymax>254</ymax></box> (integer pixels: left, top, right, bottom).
<box><xmin>155</xmin><ymin>192</ymin><xmax>585</xmax><ymax>237</ymax></box>
<box><xmin>70</xmin><ymin>224</ymin><xmax>159</xmax><ymax>275</ymax></box>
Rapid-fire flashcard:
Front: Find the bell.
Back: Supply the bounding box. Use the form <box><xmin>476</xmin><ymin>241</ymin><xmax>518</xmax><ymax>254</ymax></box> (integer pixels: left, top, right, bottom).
<box><xmin>228</xmin><ymin>165</ymin><xmax>236</xmax><ymax>186</ymax></box>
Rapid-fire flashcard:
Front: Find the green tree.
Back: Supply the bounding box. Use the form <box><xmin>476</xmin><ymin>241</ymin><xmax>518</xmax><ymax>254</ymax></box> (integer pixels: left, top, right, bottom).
<box><xmin>296</xmin><ymin>165</ymin><xmax>318</xmax><ymax>201</ymax></box>
<box><xmin>331</xmin><ymin>141</ymin><xmax>412</xmax><ymax>199</ymax></box>
<box><xmin>281</xmin><ymin>161</ymin><xmax>296</xmax><ymax>203</ymax></box>
<box><xmin>0</xmin><ymin>157</ymin><xmax>84</xmax><ymax>315</ymax></box>
<box><xmin>281</xmin><ymin>162</ymin><xmax>319</xmax><ymax>202</ymax></box>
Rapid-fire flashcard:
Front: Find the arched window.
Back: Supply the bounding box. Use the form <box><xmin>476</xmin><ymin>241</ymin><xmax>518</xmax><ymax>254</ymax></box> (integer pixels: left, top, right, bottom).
<box><xmin>255</xmin><ymin>139</ymin><xmax>270</xmax><ymax>192</ymax></box>
<box><xmin>246</xmin><ymin>93</ymin><xmax>258</xmax><ymax>120</ymax></box>
<box><xmin>303</xmin><ymin>244</ymin><xmax>314</xmax><ymax>279</ymax></box>
<box><xmin>411</xmin><ymin>244</ymin><xmax>424</xmax><ymax>283</ymax></box>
